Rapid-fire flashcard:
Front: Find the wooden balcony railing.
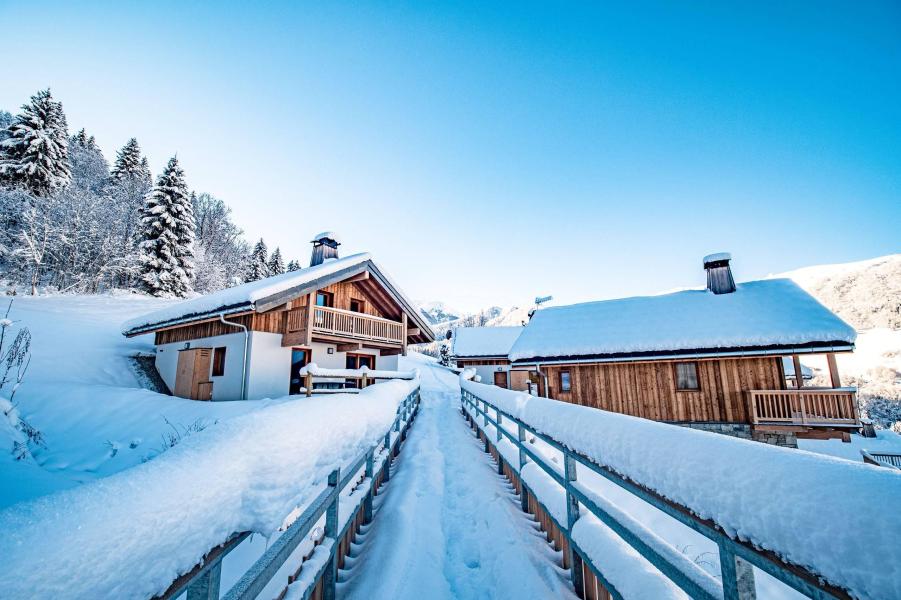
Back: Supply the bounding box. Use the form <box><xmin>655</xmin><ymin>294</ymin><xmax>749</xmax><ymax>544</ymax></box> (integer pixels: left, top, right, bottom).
<box><xmin>747</xmin><ymin>389</ymin><xmax>860</xmax><ymax>428</ymax></box>
<box><xmin>285</xmin><ymin>305</ymin><xmax>405</xmax><ymax>346</ymax></box>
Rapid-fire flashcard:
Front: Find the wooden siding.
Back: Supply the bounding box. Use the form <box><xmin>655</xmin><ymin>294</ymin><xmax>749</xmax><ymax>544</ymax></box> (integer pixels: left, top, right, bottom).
<box><xmin>455</xmin><ymin>358</ymin><xmax>510</xmax><ymax>367</ymax></box>
<box><xmin>154</xmin><ymin>280</ymin><xmax>389</xmax><ymax>345</ymax></box>
<box><xmin>541</xmin><ymin>357</ymin><xmax>784</xmax><ymax>424</ymax></box>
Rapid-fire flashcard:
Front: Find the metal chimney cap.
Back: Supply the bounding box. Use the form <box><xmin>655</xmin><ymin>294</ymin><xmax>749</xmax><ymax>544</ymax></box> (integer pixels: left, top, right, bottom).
<box><xmin>311</xmin><ymin>231</ymin><xmax>341</xmax><ymax>245</ymax></box>
<box><xmin>703</xmin><ymin>252</ymin><xmax>732</xmax><ymax>266</ymax></box>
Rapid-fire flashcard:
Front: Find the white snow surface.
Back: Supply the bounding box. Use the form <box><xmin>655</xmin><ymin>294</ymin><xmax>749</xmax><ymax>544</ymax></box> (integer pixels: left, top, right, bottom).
<box><xmin>121</xmin><ymin>253</ymin><xmax>373</xmax><ymax>333</ymax></box>
<box><xmin>702</xmin><ymin>252</ymin><xmax>731</xmax><ymax>264</ymax></box>
<box><xmin>339</xmin><ymin>355</ymin><xmax>575</xmax><ymax>599</ymax></box>
<box><xmin>460</xmin><ymin>376</ymin><xmax>901</xmax><ymax>600</ymax></box>
<box><xmin>451</xmin><ymin>325</ymin><xmax>523</xmax><ymax>358</ymax></box>
<box><xmin>510</xmin><ymin>279</ymin><xmax>856</xmax><ymax>361</ymax></box>
<box><xmin>0</xmin><ymin>378</ymin><xmax>418</xmax><ymax>600</ymax></box>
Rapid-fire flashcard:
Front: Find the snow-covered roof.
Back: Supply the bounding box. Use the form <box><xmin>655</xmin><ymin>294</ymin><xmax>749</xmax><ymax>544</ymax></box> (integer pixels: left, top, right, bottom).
<box><xmin>122</xmin><ymin>253</ymin><xmax>434</xmax><ymax>341</ymax></box>
<box><xmin>703</xmin><ymin>251</ymin><xmax>731</xmax><ymax>264</ymax></box>
<box><xmin>312</xmin><ymin>231</ymin><xmax>341</xmax><ymax>244</ymax></box>
<box><xmin>452</xmin><ymin>326</ymin><xmax>524</xmax><ymax>358</ymax></box>
<box><xmin>510</xmin><ymin>279</ymin><xmax>856</xmax><ymax>363</ymax></box>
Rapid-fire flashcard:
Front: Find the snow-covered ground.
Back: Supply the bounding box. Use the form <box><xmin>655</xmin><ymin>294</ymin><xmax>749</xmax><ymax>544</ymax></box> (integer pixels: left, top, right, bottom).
<box><xmin>0</xmin><ymin>293</ymin><xmax>285</xmax><ymax>508</ymax></box>
<box><xmin>339</xmin><ymin>355</ymin><xmax>575</xmax><ymax>599</ymax></box>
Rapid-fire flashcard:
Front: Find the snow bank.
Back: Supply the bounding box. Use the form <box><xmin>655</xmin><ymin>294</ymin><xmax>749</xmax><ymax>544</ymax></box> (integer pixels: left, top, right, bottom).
<box><xmin>461</xmin><ymin>376</ymin><xmax>901</xmax><ymax>600</ymax></box>
<box><xmin>122</xmin><ymin>253</ymin><xmax>372</xmax><ymax>333</ymax></box>
<box><xmin>0</xmin><ymin>379</ymin><xmax>418</xmax><ymax>600</ymax></box>
<box><xmin>510</xmin><ymin>279</ymin><xmax>856</xmax><ymax>361</ymax></box>
<box><xmin>299</xmin><ymin>363</ymin><xmax>418</xmax><ymax>380</ymax></box>
<box><xmin>451</xmin><ymin>326</ymin><xmax>524</xmax><ymax>358</ymax></box>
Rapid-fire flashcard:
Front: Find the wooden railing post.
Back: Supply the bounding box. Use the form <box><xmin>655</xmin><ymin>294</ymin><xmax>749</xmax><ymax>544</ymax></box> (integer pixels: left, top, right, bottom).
<box><xmin>364</xmin><ymin>448</ymin><xmax>375</xmax><ymax>523</ymax></box>
<box><xmin>382</xmin><ymin>432</ymin><xmax>391</xmax><ymax>482</ymax></box>
<box><xmin>305</xmin><ymin>372</ymin><xmax>313</xmax><ymax>397</ymax></box>
<box><xmin>322</xmin><ymin>468</ymin><xmax>340</xmax><ymax>600</ymax></box>
<box><xmin>186</xmin><ymin>561</ymin><xmax>221</xmax><ymax>600</ymax></box>
<box><xmin>495</xmin><ymin>412</ymin><xmax>504</xmax><ymax>474</ymax></box>
<box><xmin>518</xmin><ymin>423</ymin><xmax>529</xmax><ymax>512</ymax></box>
<box><xmin>719</xmin><ymin>543</ymin><xmax>756</xmax><ymax>600</ymax></box>
<box><xmin>563</xmin><ymin>451</ymin><xmax>584</xmax><ymax>597</ymax></box>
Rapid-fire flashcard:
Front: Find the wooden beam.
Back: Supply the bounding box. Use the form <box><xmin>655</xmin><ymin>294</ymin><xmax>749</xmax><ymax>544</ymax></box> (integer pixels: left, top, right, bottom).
<box><xmin>345</xmin><ymin>272</ymin><xmax>370</xmax><ymax>283</ymax></box>
<box><xmin>303</xmin><ymin>294</ymin><xmax>314</xmax><ymax>346</ymax></box>
<box><xmin>826</xmin><ymin>353</ymin><xmax>841</xmax><ymax>388</ymax></box>
<box><xmin>402</xmin><ymin>313</ymin><xmax>408</xmax><ymax>356</ymax></box>
<box><xmin>406</xmin><ymin>327</ymin><xmax>420</xmax><ymax>336</ymax></box>
<box><xmin>337</xmin><ymin>342</ymin><xmax>362</xmax><ymax>352</ymax></box>
<box><xmin>792</xmin><ymin>355</ymin><xmax>803</xmax><ymax>389</ymax></box>
<box><xmin>380</xmin><ymin>348</ymin><xmax>403</xmax><ymax>356</ymax></box>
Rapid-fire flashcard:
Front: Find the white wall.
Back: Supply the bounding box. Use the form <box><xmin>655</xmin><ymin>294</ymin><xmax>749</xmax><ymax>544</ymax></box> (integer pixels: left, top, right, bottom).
<box><xmin>156</xmin><ymin>333</ymin><xmax>406</xmax><ymax>401</ymax></box>
<box><xmin>155</xmin><ymin>332</ymin><xmax>247</xmax><ymax>401</ymax></box>
<box><xmin>469</xmin><ymin>363</ymin><xmax>510</xmax><ymax>386</ymax></box>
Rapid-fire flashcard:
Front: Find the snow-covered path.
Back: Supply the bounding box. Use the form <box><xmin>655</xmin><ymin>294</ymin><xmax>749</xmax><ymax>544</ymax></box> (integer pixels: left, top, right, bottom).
<box><xmin>339</xmin><ymin>359</ymin><xmax>574</xmax><ymax>599</ymax></box>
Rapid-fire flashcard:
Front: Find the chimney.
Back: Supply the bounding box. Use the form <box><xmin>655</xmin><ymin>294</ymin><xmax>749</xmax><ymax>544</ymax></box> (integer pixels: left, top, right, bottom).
<box><xmin>703</xmin><ymin>252</ymin><xmax>736</xmax><ymax>294</ymax></box>
<box><xmin>310</xmin><ymin>231</ymin><xmax>340</xmax><ymax>267</ymax></box>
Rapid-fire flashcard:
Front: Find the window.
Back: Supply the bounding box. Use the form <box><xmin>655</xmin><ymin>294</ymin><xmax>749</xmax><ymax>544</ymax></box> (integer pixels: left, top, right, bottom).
<box><xmin>315</xmin><ymin>291</ymin><xmax>334</xmax><ymax>307</ymax></box>
<box><xmin>212</xmin><ymin>347</ymin><xmax>227</xmax><ymax>377</ymax></box>
<box><xmin>674</xmin><ymin>362</ymin><xmax>700</xmax><ymax>391</ymax></box>
<box><xmin>349</xmin><ymin>298</ymin><xmax>365</xmax><ymax>313</ymax></box>
<box><xmin>559</xmin><ymin>370</ymin><xmax>572</xmax><ymax>392</ymax></box>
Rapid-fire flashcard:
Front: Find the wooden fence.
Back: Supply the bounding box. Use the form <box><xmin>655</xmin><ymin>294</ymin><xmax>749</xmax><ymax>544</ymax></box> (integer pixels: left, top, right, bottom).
<box><xmin>461</xmin><ymin>387</ymin><xmax>855</xmax><ymax>600</ymax></box>
<box><xmin>154</xmin><ymin>386</ymin><xmax>421</xmax><ymax>600</ymax></box>
<box><xmin>747</xmin><ymin>389</ymin><xmax>859</xmax><ymax>428</ymax></box>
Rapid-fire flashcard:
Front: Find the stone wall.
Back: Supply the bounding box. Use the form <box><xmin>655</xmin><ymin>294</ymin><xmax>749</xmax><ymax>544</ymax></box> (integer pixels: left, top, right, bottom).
<box><xmin>678</xmin><ymin>422</ymin><xmax>798</xmax><ymax>448</ymax></box>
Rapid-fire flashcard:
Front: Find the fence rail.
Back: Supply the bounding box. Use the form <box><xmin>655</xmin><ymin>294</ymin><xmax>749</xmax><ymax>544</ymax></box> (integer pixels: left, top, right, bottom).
<box><xmin>313</xmin><ymin>306</ymin><xmax>405</xmax><ymax>344</ymax></box>
<box><xmin>861</xmin><ymin>450</ymin><xmax>901</xmax><ymax>470</ymax></box>
<box><xmin>747</xmin><ymin>389</ymin><xmax>859</xmax><ymax>428</ymax></box>
<box><xmin>461</xmin><ymin>386</ymin><xmax>853</xmax><ymax>600</ymax></box>
<box><xmin>154</xmin><ymin>386</ymin><xmax>421</xmax><ymax>600</ymax></box>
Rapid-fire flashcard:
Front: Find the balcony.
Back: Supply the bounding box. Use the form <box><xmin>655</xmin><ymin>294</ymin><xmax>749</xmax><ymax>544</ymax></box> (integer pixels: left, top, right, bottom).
<box><xmin>747</xmin><ymin>389</ymin><xmax>860</xmax><ymax>430</ymax></box>
<box><xmin>283</xmin><ymin>305</ymin><xmax>405</xmax><ymax>347</ymax></box>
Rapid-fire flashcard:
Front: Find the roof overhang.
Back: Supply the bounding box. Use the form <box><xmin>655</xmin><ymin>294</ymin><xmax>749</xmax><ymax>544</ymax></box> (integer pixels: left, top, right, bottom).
<box><xmin>510</xmin><ymin>341</ymin><xmax>855</xmax><ymax>367</ymax></box>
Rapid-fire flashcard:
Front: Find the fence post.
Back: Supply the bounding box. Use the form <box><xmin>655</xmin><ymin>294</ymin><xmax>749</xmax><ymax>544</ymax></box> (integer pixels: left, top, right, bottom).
<box><xmin>719</xmin><ymin>543</ymin><xmax>757</xmax><ymax>600</ymax></box>
<box><xmin>564</xmin><ymin>451</ymin><xmax>584</xmax><ymax>597</ymax></box>
<box><xmin>323</xmin><ymin>468</ymin><xmax>340</xmax><ymax>600</ymax></box>
<box><xmin>517</xmin><ymin>423</ymin><xmax>529</xmax><ymax>512</ymax></box>
<box><xmin>495</xmin><ymin>412</ymin><xmax>504</xmax><ymax>474</ymax></box>
<box><xmin>364</xmin><ymin>447</ymin><xmax>375</xmax><ymax>523</ymax></box>
<box><xmin>186</xmin><ymin>561</ymin><xmax>221</xmax><ymax>600</ymax></box>
<box><xmin>383</xmin><ymin>432</ymin><xmax>391</xmax><ymax>482</ymax></box>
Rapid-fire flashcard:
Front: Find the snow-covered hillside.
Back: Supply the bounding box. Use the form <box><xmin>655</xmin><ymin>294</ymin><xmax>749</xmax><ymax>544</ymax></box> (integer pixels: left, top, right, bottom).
<box><xmin>0</xmin><ymin>294</ymin><xmax>285</xmax><ymax>508</ymax></box>
<box><xmin>417</xmin><ymin>300</ymin><xmax>462</xmax><ymax>325</ymax></box>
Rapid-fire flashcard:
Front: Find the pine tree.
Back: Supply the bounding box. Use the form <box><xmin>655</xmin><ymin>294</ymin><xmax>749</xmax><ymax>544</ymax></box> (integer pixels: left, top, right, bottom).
<box><xmin>0</xmin><ymin>89</ymin><xmax>71</xmax><ymax>196</ymax></box>
<box><xmin>110</xmin><ymin>138</ymin><xmax>145</xmax><ymax>180</ymax></box>
<box><xmin>268</xmin><ymin>247</ymin><xmax>285</xmax><ymax>275</ymax></box>
<box><xmin>245</xmin><ymin>238</ymin><xmax>269</xmax><ymax>282</ymax></box>
<box><xmin>137</xmin><ymin>156</ymin><xmax>195</xmax><ymax>297</ymax></box>
<box><xmin>286</xmin><ymin>260</ymin><xmax>301</xmax><ymax>272</ymax></box>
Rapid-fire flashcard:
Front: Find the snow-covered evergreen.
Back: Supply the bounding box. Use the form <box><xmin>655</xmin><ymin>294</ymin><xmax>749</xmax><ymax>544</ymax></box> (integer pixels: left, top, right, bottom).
<box><xmin>110</xmin><ymin>138</ymin><xmax>145</xmax><ymax>181</ymax></box>
<box><xmin>0</xmin><ymin>89</ymin><xmax>70</xmax><ymax>196</ymax></box>
<box><xmin>137</xmin><ymin>157</ymin><xmax>195</xmax><ymax>297</ymax></box>
<box><xmin>245</xmin><ymin>238</ymin><xmax>270</xmax><ymax>282</ymax></box>
<box><xmin>268</xmin><ymin>247</ymin><xmax>285</xmax><ymax>276</ymax></box>
<box><xmin>286</xmin><ymin>259</ymin><xmax>301</xmax><ymax>272</ymax></box>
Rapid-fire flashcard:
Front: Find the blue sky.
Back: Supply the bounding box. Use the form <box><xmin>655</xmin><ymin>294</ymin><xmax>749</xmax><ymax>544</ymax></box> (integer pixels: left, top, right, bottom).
<box><xmin>1</xmin><ymin>1</ymin><xmax>899</xmax><ymax>311</ymax></box>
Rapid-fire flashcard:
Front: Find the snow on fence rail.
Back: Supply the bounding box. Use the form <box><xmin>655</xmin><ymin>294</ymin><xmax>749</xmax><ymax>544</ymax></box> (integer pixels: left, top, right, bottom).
<box><xmin>297</xmin><ymin>364</ymin><xmax>418</xmax><ymax>396</ymax></box>
<box><xmin>459</xmin><ymin>372</ymin><xmax>901</xmax><ymax>600</ymax></box>
<box><xmin>0</xmin><ymin>379</ymin><xmax>421</xmax><ymax>600</ymax></box>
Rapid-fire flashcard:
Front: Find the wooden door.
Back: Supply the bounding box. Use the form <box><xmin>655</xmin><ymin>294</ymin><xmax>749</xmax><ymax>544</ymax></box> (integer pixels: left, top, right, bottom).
<box><xmin>175</xmin><ymin>348</ymin><xmax>213</xmax><ymax>400</ymax></box>
<box><xmin>494</xmin><ymin>371</ymin><xmax>508</xmax><ymax>388</ymax></box>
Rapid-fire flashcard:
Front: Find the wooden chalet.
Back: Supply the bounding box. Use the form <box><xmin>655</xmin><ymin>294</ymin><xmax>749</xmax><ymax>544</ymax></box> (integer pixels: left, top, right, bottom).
<box><xmin>450</xmin><ymin>326</ymin><xmax>524</xmax><ymax>388</ymax></box>
<box><xmin>123</xmin><ymin>233</ymin><xmax>434</xmax><ymax>401</ymax></box>
<box><xmin>509</xmin><ymin>253</ymin><xmax>860</xmax><ymax>446</ymax></box>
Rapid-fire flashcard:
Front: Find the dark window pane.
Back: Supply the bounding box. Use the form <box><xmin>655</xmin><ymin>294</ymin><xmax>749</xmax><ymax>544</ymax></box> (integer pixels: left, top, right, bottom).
<box><xmin>212</xmin><ymin>347</ymin><xmax>226</xmax><ymax>377</ymax></box>
<box><xmin>560</xmin><ymin>370</ymin><xmax>572</xmax><ymax>392</ymax></box>
<box><xmin>675</xmin><ymin>362</ymin><xmax>699</xmax><ymax>390</ymax></box>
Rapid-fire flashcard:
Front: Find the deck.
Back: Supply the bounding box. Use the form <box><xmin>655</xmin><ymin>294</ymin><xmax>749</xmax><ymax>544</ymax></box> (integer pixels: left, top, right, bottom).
<box><xmin>283</xmin><ymin>305</ymin><xmax>406</xmax><ymax>348</ymax></box>
<box><xmin>747</xmin><ymin>388</ymin><xmax>860</xmax><ymax>432</ymax></box>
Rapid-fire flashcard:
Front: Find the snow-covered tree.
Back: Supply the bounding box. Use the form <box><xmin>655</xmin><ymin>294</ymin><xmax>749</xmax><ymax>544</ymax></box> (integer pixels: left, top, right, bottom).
<box><xmin>110</xmin><ymin>138</ymin><xmax>145</xmax><ymax>180</ymax></box>
<box><xmin>0</xmin><ymin>89</ymin><xmax>70</xmax><ymax>196</ymax></box>
<box><xmin>286</xmin><ymin>259</ymin><xmax>301</xmax><ymax>272</ymax></box>
<box><xmin>68</xmin><ymin>130</ymin><xmax>109</xmax><ymax>193</ymax></box>
<box><xmin>137</xmin><ymin>156</ymin><xmax>195</xmax><ymax>297</ymax></box>
<box><xmin>0</xmin><ymin>111</ymin><xmax>13</xmax><ymax>143</ymax></box>
<box><xmin>245</xmin><ymin>238</ymin><xmax>269</xmax><ymax>282</ymax></box>
<box><xmin>192</xmin><ymin>192</ymin><xmax>248</xmax><ymax>288</ymax></box>
<box><xmin>268</xmin><ymin>247</ymin><xmax>285</xmax><ymax>276</ymax></box>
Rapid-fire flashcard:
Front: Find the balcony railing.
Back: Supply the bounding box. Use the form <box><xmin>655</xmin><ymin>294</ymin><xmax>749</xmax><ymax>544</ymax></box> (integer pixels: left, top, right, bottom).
<box><xmin>747</xmin><ymin>389</ymin><xmax>860</xmax><ymax>428</ymax></box>
<box><xmin>285</xmin><ymin>305</ymin><xmax>405</xmax><ymax>346</ymax></box>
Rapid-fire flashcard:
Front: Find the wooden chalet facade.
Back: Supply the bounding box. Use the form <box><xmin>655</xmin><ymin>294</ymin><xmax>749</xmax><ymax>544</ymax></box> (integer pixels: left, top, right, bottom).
<box><xmin>123</xmin><ymin>233</ymin><xmax>434</xmax><ymax>401</ymax></box>
<box><xmin>450</xmin><ymin>326</ymin><xmax>525</xmax><ymax>389</ymax></box>
<box><xmin>509</xmin><ymin>254</ymin><xmax>860</xmax><ymax>446</ymax></box>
